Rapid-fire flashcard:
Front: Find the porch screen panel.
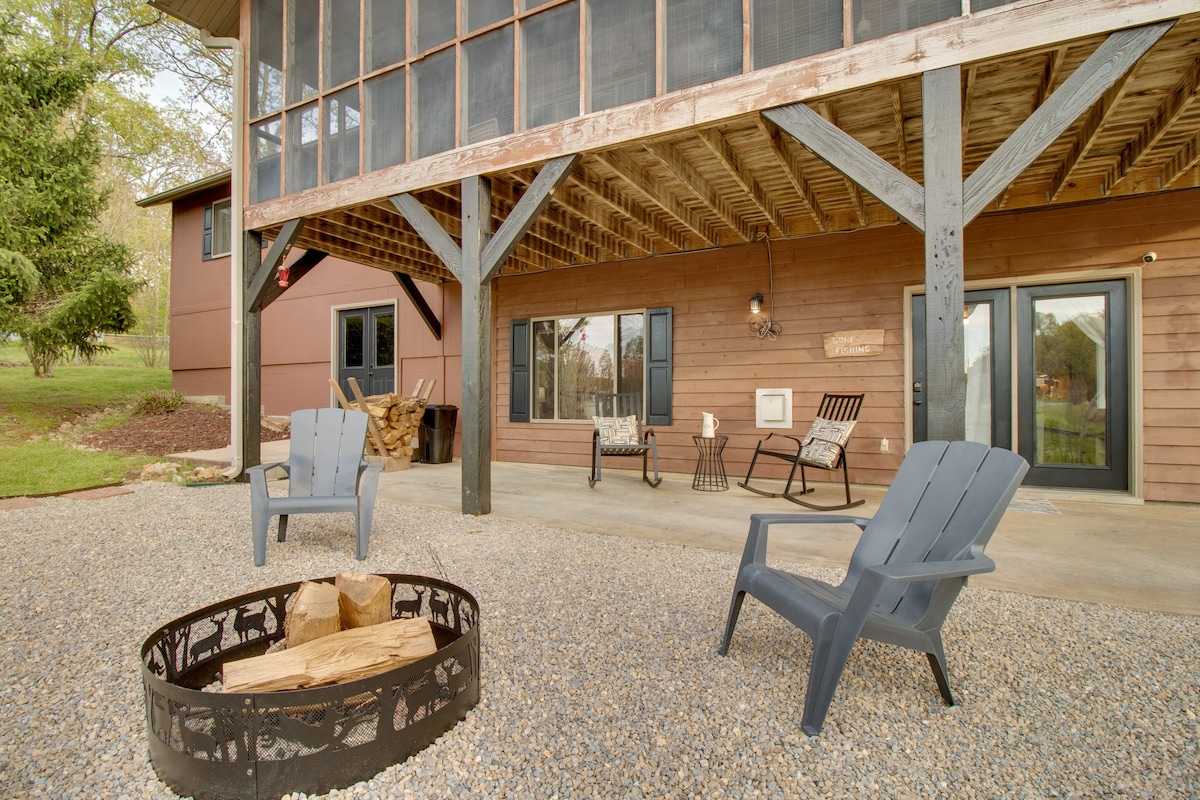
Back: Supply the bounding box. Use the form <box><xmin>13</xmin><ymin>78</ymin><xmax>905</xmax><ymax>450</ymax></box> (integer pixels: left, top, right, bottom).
<box><xmin>521</xmin><ymin>2</ymin><xmax>580</xmax><ymax>130</ymax></box>
<box><xmin>522</xmin><ymin>0</ymin><xmax>556</xmax><ymax>8</ymax></box>
<box><xmin>588</xmin><ymin>0</ymin><xmax>655</xmax><ymax>112</ymax></box>
<box><xmin>324</xmin><ymin>86</ymin><xmax>361</xmax><ymax>184</ymax></box>
<box><xmin>325</xmin><ymin>0</ymin><xmax>362</xmax><ymax>88</ymax></box>
<box><xmin>286</xmin><ymin>0</ymin><xmax>319</xmax><ymax>104</ymax></box>
<box><xmin>251</xmin><ymin>0</ymin><xmax>283</xmax><ymax>117</ymax></box>
<box><xmin>414</xmin><ymin>0</ymin><xmax>456</xmax><ymax>53</ymax></box>
<box><xmin>365</xmin><ymin>69</ymin><xmax>406</xmax><ymax>171</ymax></box>
<box><xmin>463</xmin><ymin>26</ymin><xmax>515</xmax><ymax>144</ymax></box>
<box><xmin>971</xmin><ymin>0</ymin><xmax>1020</xmax><ymax>9</ymax></box>
<box><xmin>853</xmin><ymin>0</ymin><xmax>960</xmax><ymax>43</ymax></box>
<box><xmin>286</xmin><ymin>103</ymin><xmax>319</xmax><ymax>192</ymax></box>
<box><xmin>250</xmin><ymin>117</ymin><xmax>282</xmax><ymax>203</ymax></box>
<box><xmin>665</xmin><ymin>0</ymin><xmax>743</xmax><ymax>92</ymax></box>
<box><xmin>366</xmin><ymin>0</ymin><xmax>406</xmax><ymax>72</ymax></box>
<box><xmin>467</xmin><ymin>0</ymin><xmax>513</xmax><ymax>32</ymax></box>
<box><xmin>752</xmin><ymin>0</ymin><xmax>843</xmax><ymax>69</ymax></box>
<box><xmin>413</xmin><ymin>49</ymin><xmax>457</xmax><ymax>159</ymax></box>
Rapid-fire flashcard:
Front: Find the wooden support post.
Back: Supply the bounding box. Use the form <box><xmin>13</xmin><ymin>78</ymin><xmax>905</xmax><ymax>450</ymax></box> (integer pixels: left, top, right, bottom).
<box><xmin>391</xmin><ymin>154</ymin><xmax>580</xmax><ymax>516</ymax></box>
<box><xmin>922</xmin><ymin>66</ymin><xmax>966</xmax><ymax>442</ymax></box>
<box><xmin>460</xmin><ymin>174</ymin><xmax>493</xmax><ymax>514</ymax></box>
<box><xmin>242</xmin><ymin>230</ymin><xmax>264</xmax><ymax>471</ymax></box>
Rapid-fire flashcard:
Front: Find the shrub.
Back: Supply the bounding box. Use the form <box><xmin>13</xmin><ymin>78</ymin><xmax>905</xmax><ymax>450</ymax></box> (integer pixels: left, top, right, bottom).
<box><xmin>136</xmin><ymin>389</ymin><xmax>183</xmax><ymax>416</ymax></box>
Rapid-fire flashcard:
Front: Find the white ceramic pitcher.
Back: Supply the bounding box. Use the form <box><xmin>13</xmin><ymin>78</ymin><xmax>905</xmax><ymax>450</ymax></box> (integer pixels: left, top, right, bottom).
<box><xmin>701</xmin><ymin>412</ymin><xmax>720</xmax><ymax>438</ymax></box>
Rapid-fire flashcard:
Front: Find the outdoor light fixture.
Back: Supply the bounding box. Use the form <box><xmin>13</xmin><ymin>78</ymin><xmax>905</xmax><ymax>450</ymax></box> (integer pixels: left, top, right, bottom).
<box><xmin>750</xmin><ymin>293</ymin><xmax>764</xmax><ymax>314</ymax></box>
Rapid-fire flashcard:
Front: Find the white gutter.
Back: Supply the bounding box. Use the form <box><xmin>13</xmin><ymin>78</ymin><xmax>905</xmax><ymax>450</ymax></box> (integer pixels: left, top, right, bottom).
<box><xmin>199</xmin><ymin>29</ymin><xmax>246</xmax><ymax>479</ymax></box>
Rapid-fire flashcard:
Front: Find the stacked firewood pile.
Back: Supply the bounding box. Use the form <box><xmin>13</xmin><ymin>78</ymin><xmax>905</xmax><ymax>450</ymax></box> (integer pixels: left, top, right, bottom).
<box><xmin>362</xmin><ymin>392</ymin><xmax>426</xmax><ymax>462</ymax></box>
<box><xmin>330</xmin><ymin>378</ymin><xmax>436</xmax><ymax>470</ymax></box>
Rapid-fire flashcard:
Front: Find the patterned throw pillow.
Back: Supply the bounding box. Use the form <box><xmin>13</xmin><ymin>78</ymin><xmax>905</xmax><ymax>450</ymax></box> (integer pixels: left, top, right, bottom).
<box><xmin>799</xmin><ymin>417</ymin><xmax>856</xmax><ymax>469</ymax></box>
<box><xmin>593</xmin><ymin>415</ymin><xmax>641</xmax><ymax>446</ymax></box>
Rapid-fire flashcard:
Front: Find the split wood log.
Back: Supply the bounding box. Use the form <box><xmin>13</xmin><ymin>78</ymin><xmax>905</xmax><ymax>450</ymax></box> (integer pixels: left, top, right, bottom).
<box><xmin>336</xmin><ymin>572</ymin><xmax>392</xmax><ymax>629</ymax></box>
<box><xmin>284</xmin><ymin>580</ymin><xmax>341</xmax><ymax>647</ymax></box>
<box><xmin>222</xmin><ymin>617</ymin><xmax>437</xmax><ymax>693</ymax></box>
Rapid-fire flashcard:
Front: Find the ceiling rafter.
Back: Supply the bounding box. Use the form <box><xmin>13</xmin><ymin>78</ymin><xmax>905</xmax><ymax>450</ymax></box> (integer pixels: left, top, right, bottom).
<box><xmin>961</xmin><ymin>66</ymin><xmax>977</xmax><ymax>143</ymax></box>
<box><xmin>596</xmin><ymin>151</ymin><xmax>718</xmax><ymax>246</ymax></box>
<box><xmin>492</xmin><ymin>175</ymin><xmax>618</xmax><ymax>263</ymax></box>
<box><xmin>982</xmin><ymin>46</ymin><xmax>1073</xmax><ymax>211</ymax></box>
<box><xmin>568</xmin><ymin>162</ymin><xmax>686</xmax><ymax>252</ymax></box>
<box><xmin>643</xmin><ymin>140</ymin><xmax>753</xmax><ymax>242</ymax></box>
<box><xmin>338</xmin><ymin>206</ymin><xmax>447</xmax><ymax>270</ymax></box>
<box><xmin>551</xmin><ymin>181</ymin><xmax>656</xmax><ymax>258</ymax></box>
<box><xmin>993</xmin><ymin>46</ymin><xmax>1071</xmax><ymax>212</ymax></box>
<box><xmin>816</xmin><ymin>101</ymin><xmax>867</xmax><ymax>226</ymax></box>
<box><xmin>515</xmin><ymin>167</ymin><xmax>653</xmax><ymax>258</ymax></box>
<box><xmin>754</xmin><ymin>115</ymin><xmax>826</xmax><ymax>231</ymax></box>
<box><xmin>696</xmin><ymin>128</ymin><xmax>788</xmax><ymax>237</ymax></box>
<box><xmin>1159</xmin><ymin>132</ymin><xmax>1200</xmax><ymax>189</ymax></box>
<box><xmin>1038</xmin><ymin>46</ymin><xmax>1070</xmax><ymax>107</ymax></box>
<box><xmin>892</xmin><ymin>83</ymin><xmax>910</xmax><ymax>173</ymax></box>
<box><xmin>289</xmin><ymin>222</ymin><xmax>452</xmax><ymax>283</ymax></box>
<box><xmin>1049</xmin><ymin>67</ymin><xmax>1138</xmax><ymax>201</ymax></box>
<box><xmin>1107</xmin><ymin>57</ymin><xmax>1200</xmax><ymax>194</ymax></box>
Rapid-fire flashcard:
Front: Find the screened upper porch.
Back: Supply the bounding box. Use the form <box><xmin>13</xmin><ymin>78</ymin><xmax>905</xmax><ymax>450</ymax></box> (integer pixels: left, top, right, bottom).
<box><xmin>246</xmin><ymin>0</ymin><xmax>1027</xmax><ymax>205</ymax></box>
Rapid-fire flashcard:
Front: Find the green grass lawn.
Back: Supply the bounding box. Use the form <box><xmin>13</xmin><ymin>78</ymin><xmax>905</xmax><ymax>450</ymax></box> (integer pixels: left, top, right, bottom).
<box><xmin>0</xmin><ymin>340</ymin><xmax>172</xmax><ymax>497</ymax></box>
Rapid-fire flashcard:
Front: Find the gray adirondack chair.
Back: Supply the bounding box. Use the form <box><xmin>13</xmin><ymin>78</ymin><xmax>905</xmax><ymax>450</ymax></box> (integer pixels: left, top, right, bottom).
<box><xmin>719</xmin><ymin>440</ymin><xmax>1029</xmax><ymax>735</ymax></box>
<box><xmin>248</xmin><ymin>407</ymin><xmax>383</xmax><ymax>566</ymax></box>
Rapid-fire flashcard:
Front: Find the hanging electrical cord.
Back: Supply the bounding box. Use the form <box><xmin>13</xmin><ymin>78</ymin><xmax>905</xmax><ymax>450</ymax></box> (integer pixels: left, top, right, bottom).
<box><xmin>749</xmin><ymin>232</ymin><xmax>783</xmax><ymax>340</ymax></box>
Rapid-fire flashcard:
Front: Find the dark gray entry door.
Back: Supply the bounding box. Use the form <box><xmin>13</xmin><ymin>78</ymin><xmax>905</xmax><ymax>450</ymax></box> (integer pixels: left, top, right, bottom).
<box><xmin>337</xmin><ymin>305</ymin><xmax>395</xmax><ymax>398</ymax></box>
<box><xmin>1016</xmin><ymin>280</ymin><xmax>1128</xmax><ymax>490</ymax></box>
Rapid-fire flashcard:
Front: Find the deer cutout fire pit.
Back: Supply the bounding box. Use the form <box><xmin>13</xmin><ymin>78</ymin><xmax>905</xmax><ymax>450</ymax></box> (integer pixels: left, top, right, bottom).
<box><xmin>141</xmin><ymin>575</ymin><xmax>479</xmax><ymax>800</ymax></box>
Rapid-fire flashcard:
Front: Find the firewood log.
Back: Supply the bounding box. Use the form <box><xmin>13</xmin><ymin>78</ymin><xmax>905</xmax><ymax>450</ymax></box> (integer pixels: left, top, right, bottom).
<box><xmin>222</xmin><ymin>617</ymin><xmax>437</xmax><ymax>692</ymax></box>
<box><xmin>284</xmin><ymin>581</ymin><xmax>341</xmax><ymax>647</ymax></box>
<box><xmin>336</xmin><ymin>572</ymin><xmax>392</xmax><ymax>629</ymax></box>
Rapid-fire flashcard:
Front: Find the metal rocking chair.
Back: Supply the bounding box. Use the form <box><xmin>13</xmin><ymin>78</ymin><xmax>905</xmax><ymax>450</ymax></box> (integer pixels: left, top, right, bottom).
<box><xmin>738</xmin><ymin>393</ymin><xmax>864</xmax><ymax>510</ymax></box>
<box><xmin>588</xmin><ymin>392</ymin><xmax>662</xmax><ymax>488</ymax></box>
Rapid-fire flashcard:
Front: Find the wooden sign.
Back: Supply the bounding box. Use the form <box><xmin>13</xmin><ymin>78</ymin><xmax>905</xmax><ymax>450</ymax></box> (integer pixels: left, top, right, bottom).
<box><xmin>823</xmin><ymin>329</ymin><xmax>885</xmax><ymax>358</ymax></box>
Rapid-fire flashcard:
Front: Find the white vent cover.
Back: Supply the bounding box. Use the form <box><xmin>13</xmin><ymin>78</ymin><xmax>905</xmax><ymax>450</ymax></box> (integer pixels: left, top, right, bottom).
<box><xmin>755</xmin><ymin>388</ymin><xmax>792</xmax><ymax>429</ymax></box>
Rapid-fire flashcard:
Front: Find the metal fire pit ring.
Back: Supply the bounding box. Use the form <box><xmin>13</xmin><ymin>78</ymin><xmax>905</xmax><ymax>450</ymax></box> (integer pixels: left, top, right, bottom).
<box><xmin>141</xmin><ymin>574</ymin><xmax>479</xmax><ymax>800</ymax></box>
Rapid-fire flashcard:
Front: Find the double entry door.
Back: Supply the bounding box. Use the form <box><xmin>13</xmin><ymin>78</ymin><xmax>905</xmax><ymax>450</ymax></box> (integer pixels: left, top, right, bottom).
<box><xmin>913</xmin><ymin>280</ymin><xmax>1129</xmax><ymax>491</ymax></box>
<box><xmin>337</xmin><ymin>305</ymin><xmax>395</xmax><ymax>399</ymax></box>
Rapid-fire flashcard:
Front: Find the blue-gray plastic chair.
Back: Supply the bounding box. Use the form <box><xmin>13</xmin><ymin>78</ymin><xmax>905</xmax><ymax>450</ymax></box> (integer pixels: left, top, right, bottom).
<box><xmin>247</xmin><ymin>407</ymin><xmax>383</xmax><ymax>567</ymax></box>
<box><xmin>719</xmin><ymin>440</ymin><xmax>1029</xmax><ymax>735</ymax></box>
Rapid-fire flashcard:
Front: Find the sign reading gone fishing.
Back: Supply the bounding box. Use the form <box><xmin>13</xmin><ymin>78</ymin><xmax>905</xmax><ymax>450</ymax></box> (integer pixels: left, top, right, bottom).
<box><xmin>823</xmin><ymin>329</ymin><xmax>885</xmax><ymax>359</ymax></box>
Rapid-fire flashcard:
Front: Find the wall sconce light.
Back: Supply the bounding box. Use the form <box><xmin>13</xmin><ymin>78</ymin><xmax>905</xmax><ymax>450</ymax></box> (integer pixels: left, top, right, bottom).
<box><xmin>750</xmin><ymin>293</ymin><xmax>763</xmax><ymax>314</ymax></box>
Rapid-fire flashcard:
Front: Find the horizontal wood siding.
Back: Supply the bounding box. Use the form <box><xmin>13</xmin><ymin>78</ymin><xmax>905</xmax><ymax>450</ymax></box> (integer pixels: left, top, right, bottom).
<box><xmin>496</xmin><ymin>188</ymin><xmax>1200</xmax><ymax>501</ymax></box>
<box><xmin>495</xmin><ymin>226</ymin><xmax>924</xmax><ymax>487</ymax></box>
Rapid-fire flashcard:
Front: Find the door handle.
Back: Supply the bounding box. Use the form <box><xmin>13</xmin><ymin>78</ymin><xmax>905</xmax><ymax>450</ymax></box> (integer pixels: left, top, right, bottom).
<box><xmin>913</xmin><ymin>381</ymin><xmax>922</xmax><ymax>405</ymax></box>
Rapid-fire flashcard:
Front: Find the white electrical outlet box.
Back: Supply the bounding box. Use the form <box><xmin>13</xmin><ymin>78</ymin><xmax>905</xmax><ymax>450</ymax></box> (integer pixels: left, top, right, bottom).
<box><xmin>880</xmin><ymin>438</ymin><xmax>889</xmax><ymax>452</ymax></box>
<box><xmin>755</xmin><ymin>388</ymin><xmax>792</xmax><ymax>429</ymax></box>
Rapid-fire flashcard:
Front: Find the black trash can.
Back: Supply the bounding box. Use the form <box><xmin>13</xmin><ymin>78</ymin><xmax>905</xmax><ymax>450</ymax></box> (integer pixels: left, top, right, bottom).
<box><xmin>421</xmin><ymin>404</ymin><xmax>459</xmax><ymax>464</ymax></box>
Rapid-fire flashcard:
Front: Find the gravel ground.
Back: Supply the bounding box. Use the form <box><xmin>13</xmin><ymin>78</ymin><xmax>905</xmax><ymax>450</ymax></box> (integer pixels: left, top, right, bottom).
<box><xmin>1</xmin><ymin>482</ymin><xmax>1197</xmax><ymax>799</ymax></box>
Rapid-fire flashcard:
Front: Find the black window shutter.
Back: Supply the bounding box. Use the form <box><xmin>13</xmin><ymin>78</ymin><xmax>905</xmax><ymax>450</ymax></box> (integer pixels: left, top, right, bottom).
<box><xmin>509</xmin><ymin>318</ymin><xmax>531</xmax><ymax>422</ymax></box>
<box><xmin>201</xmin><ymin>204</ymin><xmax>213</xmax><ymax>261</ymax></box>
<box><xmin>645</xmin><ymin>306</ymin><xmax>672</xmax><ymax>425</ymax></box>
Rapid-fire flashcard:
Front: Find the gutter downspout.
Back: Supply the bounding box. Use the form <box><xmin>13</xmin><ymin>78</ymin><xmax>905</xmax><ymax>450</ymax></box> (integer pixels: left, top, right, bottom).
<box><xmin>199</xmin><ymin>29</ymin><xmax>246</xmax><ymax>479</ymax></box>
